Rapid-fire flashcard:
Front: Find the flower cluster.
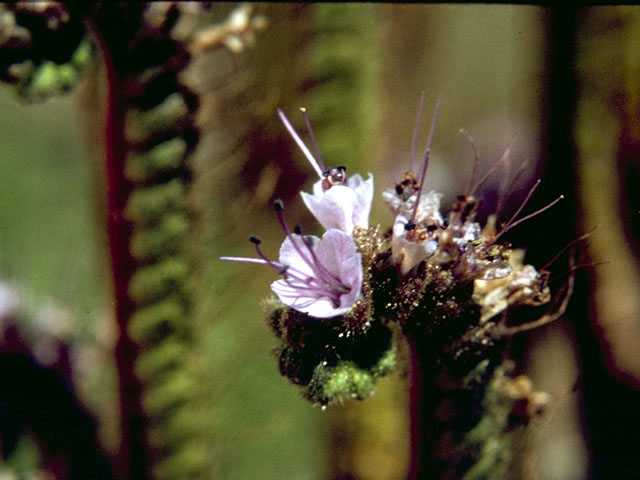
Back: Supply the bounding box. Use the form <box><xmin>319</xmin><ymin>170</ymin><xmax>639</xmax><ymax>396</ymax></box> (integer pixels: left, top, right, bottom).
<box><xmin>222</xmin><ymin>100</ymin><xmax>563</xmax><ymax>405</ymax></box>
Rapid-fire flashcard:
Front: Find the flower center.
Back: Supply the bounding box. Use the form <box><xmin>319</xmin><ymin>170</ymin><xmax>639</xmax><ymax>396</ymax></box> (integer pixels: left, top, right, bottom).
<box><xmin>221</xmin><ymin>200</ymin><xmax>352</xmax><ymax>308</ymax></box>
<box><xmin>321</xmin><ymin>166</ymin><xmax>348</xmax><ymax>191</ymax></box>
<box><xmin>273</xmin><ymin>200</ymin><xmax>351</xmax><ymax>301</ymax></box>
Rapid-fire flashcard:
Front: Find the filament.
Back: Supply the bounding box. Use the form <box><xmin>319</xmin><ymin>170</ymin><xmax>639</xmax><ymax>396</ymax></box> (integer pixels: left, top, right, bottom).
<box><xmin>277</xmin><ymin>108</ymin><xmax>324</xmax><ymax>178</ymax></box>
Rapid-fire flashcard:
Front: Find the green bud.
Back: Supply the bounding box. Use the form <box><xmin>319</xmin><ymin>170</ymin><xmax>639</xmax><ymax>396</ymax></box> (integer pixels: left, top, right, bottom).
<box><xmin>134</xmin><ymin>335</ymin><xmax>187</xmax><ymax>381</ymax></box>
<box><xmin>125</xmin><ymin>138</ymin><xmax>188</xmax><ymax>183</ymax></box>
<box><xmin>130</xmin><ymin>212</ymin><xmax>190</xmax><ymax>261</ymax></box>
<box><xmin>141</xmin><ymin>369</ymin><xmax>195</xmax><ymax>415</ymax></box>
<box><xmin>124</xmin><ymin>93</ymin><xmax>190</xmax><ymax>144</ymax></box>
<box><xmin>128</xmin><ymin>298</ymin><xmax>185</xmax><ymax>344</ymax></box>
<box><xmin>71</xmin><ymin>39</ymin><xmax>93</xmax><ymax>69</ymax></box>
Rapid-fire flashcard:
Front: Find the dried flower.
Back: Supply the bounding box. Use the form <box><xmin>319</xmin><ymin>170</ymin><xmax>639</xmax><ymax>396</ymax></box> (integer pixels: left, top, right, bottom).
<box><xmin>472</xmin><ymin>250</ymin><xmax>550</xmax><ymax>323</ymax></box>
<box><xmin>387</xmin><ymin>99</ymin><xmax>445</xmax><ymax>274</ymax></box>
<box><xmin>391</xmin><ymin>211</ymin><xmax>440</xmax><ymax>276</ymax></box>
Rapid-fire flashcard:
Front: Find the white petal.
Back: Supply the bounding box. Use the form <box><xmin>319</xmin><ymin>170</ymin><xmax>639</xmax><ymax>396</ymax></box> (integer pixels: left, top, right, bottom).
<box><xmin>415</xmin><ymin>190</ymin><xmax>444</xmax><ymax>225</ymax></box>
<box><xmin>391</xmin><ymin>213</ymin><xmax>438</xmax><ymax>275</ymax></box>
<box><xmin>350</xmin><ymin>174</ymin><xmax>374</xmax><ymax>229</ymax></box>
<box><xmin>301</xmin><ymin>185</ymin><xmax>356</xmax><ymax>234</ymax></box>
<box><xmin>382</xmin><ymin>188</ymin><xmax>405</xmax><ymax>214</ymax></box>
<box><xmin>316</xmin><ymin>229</ymin><xmax>362</xmax><ymax>292</ymax></box>
<box><xmin>278</xmin><ymin>234</ymin><xmax>319</xmax><ymax>278</ymax></box>
<box><xmin>312</xmin><ymin>178</ymin><xmax>324</xmax><ymax>196</ymax></box>
<box><xmin>271</xmin><ymin>279</ymin><xmax>334</xmax><ymax>317</ymax></box>
<box><xmin>301</xmin><ymin>174</ymin><xmax>374</xmax><ymax>234</ymax></box>
<box><xmin>270</xmin><ymin>229</ymin><xmax>363</xmax><ymax>318</ymax></box>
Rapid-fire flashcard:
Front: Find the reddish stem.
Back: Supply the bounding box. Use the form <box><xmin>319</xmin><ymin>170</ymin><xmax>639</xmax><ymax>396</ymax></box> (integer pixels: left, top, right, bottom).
<box><xmin>95</xmin><ymin>30</ymin><xmax>146</xmax><ymax>480</ymax></box>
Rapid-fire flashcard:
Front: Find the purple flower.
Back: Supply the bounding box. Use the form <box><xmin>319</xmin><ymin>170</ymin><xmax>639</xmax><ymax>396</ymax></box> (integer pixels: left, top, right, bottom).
<box><xmin>301</xmin><ymin>173</ymin><xmax>373</xmax><ymax>235</ymax></box>
<box><xmin>278</xmin><ymin>108</ymin><xmax>373</xmax><ymax>235</ymax></box>
<box><xmin>270</xmin><ymin>229</ymin><xmax>362</xmax><ymax>318</ymax></box>
<box><xmin>221</xmin><ymin>200</ymin><xmax>363</xmax><ymax>318</ymax></box>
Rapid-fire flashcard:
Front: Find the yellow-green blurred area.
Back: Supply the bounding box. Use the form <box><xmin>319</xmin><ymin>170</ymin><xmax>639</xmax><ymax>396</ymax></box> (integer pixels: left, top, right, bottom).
<box><xmin>1</xmin><ymin>4</ymin><xmax>640</xmax><ymax>479</ymax></box>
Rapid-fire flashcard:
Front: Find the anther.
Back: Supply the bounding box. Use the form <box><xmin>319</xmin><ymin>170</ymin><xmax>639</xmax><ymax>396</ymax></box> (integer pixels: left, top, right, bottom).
<box><xmin>321</xmin><ymin>166</ymin><xmax>348</xmax><ymax>191</ymax></box>
<box><xmin>404</xmin><ymin>222</ymin><xmax>416</xmax><ymax>231</ymax></box>
<box><xmin>294</xmin><ymin>225</ymin><xmax>303</xmax><ymax>235</ymax></box>
<box><xmin>249</xmin><ymin>235</ymin><xmax>261</xmax><ymax>245</ymax></box>
<box><xmin>274</xmin><ymin>199</ymin><xmax>284</xmax><ymax>211</ymax></box>
<box><xmin>277</xmin><ymin>265</ymin><xmax>289</xmax><ymax>275</ymax></box>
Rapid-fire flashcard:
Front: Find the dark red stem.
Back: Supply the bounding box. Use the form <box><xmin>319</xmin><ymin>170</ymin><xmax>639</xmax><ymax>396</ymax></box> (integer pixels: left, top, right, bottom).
<box><xmin>95</xmin><ymin>29</ymin><xmax>146</xmax><ymax>480</ymax></box>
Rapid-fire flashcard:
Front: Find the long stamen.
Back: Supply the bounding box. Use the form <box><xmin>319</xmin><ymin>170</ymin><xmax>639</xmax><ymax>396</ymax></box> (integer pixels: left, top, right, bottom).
<box><xmin>277</xmin><ymin>108</ymin><xmax>324</xmax><ymax>178</ymax></box>
<box><xmin>221</xmin><ymin>238</ymin><xmax>344</xmax><ymax>301</ymax></box>
<box><xmin>491</xmin><ymin>179</ymin><xmax>564</xmax><ymax>244</ymax></box>
<box><xmin>273</xmin><ymin>200</ymin><xmax>316</xmax><ymax>269</ymax></box>
<box><xmin>250</xmin><ymin>235</ymin><xmax>287</xmax><ymax>273</ymax></box>
<box><xmin>220</xmin><ymin>256</ymin><xmax>270</xmax><ymax>265</ymax></box>
<box><xmin>492</xmin><ymin>179</ymin><xmax>540</xmax><ymax>241</ymax></box>
<box><xmin>495</xmin><ymin>195</ymin><xmax>564</xmax><ymax>241</ymax></box>
<box><xmin>460</xmin><ymin>129</ymin><xmax>480</xmax><ymax>197</ymax></box>
<box><xmin>409</xmin><ymin>92</ymin><xmax>426</xmax><ymax>173</ymax></box>
<box><xmin>221</xmin><ymin>236</ymin><xmax>288</xmax><ymax>273</ymax></box>
<box><xmin>496</xmin><ymin>160</ymin><xmax>529</xmax><ymax>217</ymax></box>
<box><xmin>550</xmin><ymin>261</ymin><xmax>609</xmax><ymax>282</ymax></box>
<box><xmin>409</xmin><ymin>97</ymin><xmax>442</xmax><ymax>225</ymax></box>
<box><xmin>469</xmin><ymin>145</ymin><xmax>512</xmax><ymax>197</ymax></box>
<box><xmin>220</xmin><ymin>243</ymin><xmax>318</xmax><ymax>284</ymax></box>
<box><xmin>294</xmin><ymin>225</ymin><xmax>349</xmax><ymax>294</ymax></box>
<box><xmin>300</xmin><ymin>107</ymin><xmax>326</xmax><ymax>173</ymax></box>
<box><xmin>273</xmin><ymin>200</ymin><xmax>345</xmax><ymax>294</ymax></box>
<box><xmin>541</xmin><ymin>226</ymin><xmax>597</xmax><ymax>271</ymax></box>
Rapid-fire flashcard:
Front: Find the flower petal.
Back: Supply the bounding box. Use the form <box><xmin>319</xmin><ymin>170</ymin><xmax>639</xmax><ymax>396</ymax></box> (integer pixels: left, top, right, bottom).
<box><xmin>391</xmin><ymin>213</ymin><xmax>439</xmax><ymax>275</ymax></box>
<box><xmin>270</xmin><ymin>228</ymin><xmax>363</xmax><ymax>318</ymax></box>
<box><xmin>301</xmin><ymin>185</ymin><xmax>356</xmax><ymax>233</ymax></box>
<box><xmin>349</xmin><ymin>174</ymin><xmax>374</xmax><ymax>230</ymax></box>
<box><xmin>316</xmin><ymin>229</ymin><xmax>363</xmax><ymax>294</ymax></box>
<box><xmin>278</xmin><ymin>234</ymin><xmax>319</xmax><ymax>278</ymax></box>
<box><xmin>301</xmin><ymin>174</ymin><xmax>374</xmax><ymax>235</ymax></box>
